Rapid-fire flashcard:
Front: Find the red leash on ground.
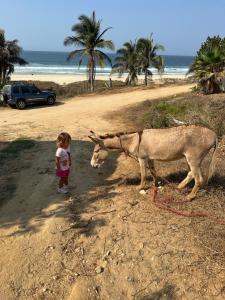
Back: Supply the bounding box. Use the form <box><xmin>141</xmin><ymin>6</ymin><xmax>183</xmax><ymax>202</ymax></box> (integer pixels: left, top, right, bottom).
<box><xmin>152</xmin><ymin>178</ymin><xmax>225</xmax><ymax>225</ymax></box>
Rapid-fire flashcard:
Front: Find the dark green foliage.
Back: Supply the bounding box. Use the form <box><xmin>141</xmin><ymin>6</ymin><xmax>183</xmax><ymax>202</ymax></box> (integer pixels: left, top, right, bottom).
<box><xmin>137</xmin><ymin>36</ymin><xmax>164</xmax><ymax>85</ymax></box>
<box><xmin>0</xmin><ymin>31</ymin><xmax>27</xmax><ymax>87</ymax></box>
<box><xmin>112</xmin><ymin>35</ymin><xmax>164</xmax><ymax>86</ymax></box>
<box><xmin>112</xmin><ymin>41</ymin><xmax>139</xmax><ymax>86</ymax></box>
<box><xmin>188</xmin><ymin>36</ymin><xmax>225</xmax><ymax>94</ymax></box>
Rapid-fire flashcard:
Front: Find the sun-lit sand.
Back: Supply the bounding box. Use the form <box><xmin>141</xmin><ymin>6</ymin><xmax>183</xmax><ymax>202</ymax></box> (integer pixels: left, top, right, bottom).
<box><xmin>11</xmin><ymin>73</ymin><xmax>187</xmax><ymax>85</ymax></box>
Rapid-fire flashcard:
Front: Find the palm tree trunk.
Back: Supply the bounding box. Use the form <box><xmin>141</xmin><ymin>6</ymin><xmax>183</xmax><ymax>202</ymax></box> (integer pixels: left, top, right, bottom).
<box><xmin>145</xmin><ymin>69</ymin><xmax>148</xmax><ymax>86</ymax></box>
<box><xmin>89</xmin><ymin>54</ymin><xmax>95</xmax><ymax>92</ymax></box>
<box><xmin>2</xmin><ymin>66</ymin><xmax>7</xmax><ymax>85</ymax></box>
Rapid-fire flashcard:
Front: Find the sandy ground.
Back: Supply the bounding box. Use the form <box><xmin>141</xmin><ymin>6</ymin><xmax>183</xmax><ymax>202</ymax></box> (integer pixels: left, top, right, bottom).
<box><xmin>2</xmin><ymin>83</ymin><xmax>225</xmax><ymax>300</ymax></box>
<box><xmin>11</xmin><ymin>73</ymin><xmax>187</xmax><ymax>85</ymax></box>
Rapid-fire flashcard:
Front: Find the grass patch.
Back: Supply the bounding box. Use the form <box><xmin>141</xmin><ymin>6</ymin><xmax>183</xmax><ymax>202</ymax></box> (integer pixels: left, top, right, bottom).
<box><xmin>0</xmin><ymin>139</ymin><xmax>35</xmax><ymax>166</ymax></box>
<box><xmin>24</xmin><ymin>80</ymin><xmax>126</xmax><ymax>99</ymax></box>
<box><xmin>120</xmin><ymin>92</ymin><xmax>225</xmax><ymax>136</ymax></box>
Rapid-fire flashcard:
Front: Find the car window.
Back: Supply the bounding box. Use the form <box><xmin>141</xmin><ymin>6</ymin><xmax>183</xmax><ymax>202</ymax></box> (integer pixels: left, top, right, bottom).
<box><xmin>21</xmin><ymin>86</ymin><xmax>31</xmax><ymax>94</ymax></box>
<box><xmin>31</xmin><ymin>86</ymin><xmax>39</xmax><ymax>94</ymax></box>
<box><xmin>12</xmin><ymin>86</ymin><xmax>20</xmax><ymax>94</ymax></box>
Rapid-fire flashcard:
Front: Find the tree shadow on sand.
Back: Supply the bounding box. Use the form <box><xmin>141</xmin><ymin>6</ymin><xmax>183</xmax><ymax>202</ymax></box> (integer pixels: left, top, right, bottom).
<box><xmin>0</xmin><ymin>138</ymin><xmax>121</xmax><ymax>237</ymax></box>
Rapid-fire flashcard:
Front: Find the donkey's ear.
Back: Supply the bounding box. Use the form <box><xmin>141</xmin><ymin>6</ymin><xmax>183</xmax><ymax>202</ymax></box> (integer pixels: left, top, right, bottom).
<box><xmin>88</xmin><ymin>135</ymin><xmax>98</xmax><ymax>143</ymax></box>
<box><xmin>90</xmin><ymin>130</ymin><xmax>100</xmax><ymax>139</ymax></box>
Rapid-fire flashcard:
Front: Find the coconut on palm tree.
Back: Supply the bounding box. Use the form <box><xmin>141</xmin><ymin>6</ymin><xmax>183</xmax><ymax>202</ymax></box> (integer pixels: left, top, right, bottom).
<box><xmin>0</xmin><ymin>31</ymin><xmax>27</xmax><ymax>87</ymax></box>
<box><xmin>137</xmin><ymin>35</ymin><xmax>164</xmax><ymax>85</ymax></box>
<box><xmin>188</xmin><ymin>36</ymin><xmax>225</xmax><ymax>94</ymax></box>
<box><xmin>112</xmin><ymin>40</ymin><xmax>139</xmax><ymax>86</ymax></box>
<box><xmin>64</xmin><ymin>11</ymin><xmax>115</xmax><ymax>92</ymax></box>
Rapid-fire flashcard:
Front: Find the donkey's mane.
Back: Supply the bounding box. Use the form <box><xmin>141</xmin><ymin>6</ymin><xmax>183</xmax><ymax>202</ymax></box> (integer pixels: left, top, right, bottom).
<box><xmin>99</xmin><ymin>131</ymin><xmax>137</xmax><ymax>139</ymax></box>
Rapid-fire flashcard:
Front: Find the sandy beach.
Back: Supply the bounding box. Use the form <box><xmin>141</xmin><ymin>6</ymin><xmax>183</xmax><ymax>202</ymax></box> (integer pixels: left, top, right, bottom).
<box><xmin>11</xmin><ymin>73</ymin><xmax>187</xmax><ymax>85</ymax></box>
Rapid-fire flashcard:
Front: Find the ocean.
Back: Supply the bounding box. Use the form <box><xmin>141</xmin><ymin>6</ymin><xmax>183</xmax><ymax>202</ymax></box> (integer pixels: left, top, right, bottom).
<box><xmin>16</xmin><ymin>50</ymin><xmax>194</xmax><ymax>76</ymax></box>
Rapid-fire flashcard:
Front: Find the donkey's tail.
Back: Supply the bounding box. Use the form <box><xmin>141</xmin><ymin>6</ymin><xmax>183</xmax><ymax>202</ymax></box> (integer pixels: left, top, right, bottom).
<box><xmin>206</xmin><ymin>137</ymin><xmax>218</xmax><ymax>184</ymax></box>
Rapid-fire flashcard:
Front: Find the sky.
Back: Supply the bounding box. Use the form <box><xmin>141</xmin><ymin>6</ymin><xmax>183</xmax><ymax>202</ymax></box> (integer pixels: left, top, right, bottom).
<box><xmin>1</xmin><ymin>0</ymin><xmax>225</xmax><ymax>55</ymax></box>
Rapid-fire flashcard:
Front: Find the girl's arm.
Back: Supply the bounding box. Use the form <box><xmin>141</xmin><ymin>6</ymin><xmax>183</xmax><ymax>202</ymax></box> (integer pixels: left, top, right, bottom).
<box><xmin>55</xmin><ymin>157</ymin><xmax>61</xmax><ymax>170</ymax></box>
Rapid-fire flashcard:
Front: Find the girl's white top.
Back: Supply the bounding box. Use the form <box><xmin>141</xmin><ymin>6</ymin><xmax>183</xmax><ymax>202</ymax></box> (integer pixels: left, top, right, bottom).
<box><xmin>56</xmin><ymin>146</ymin><xmax>70</xmax><ymax>171</ymax></box>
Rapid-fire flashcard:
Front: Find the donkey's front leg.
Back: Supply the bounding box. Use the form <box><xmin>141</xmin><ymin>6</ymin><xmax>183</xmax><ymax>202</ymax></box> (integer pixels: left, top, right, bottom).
<box><xmin>138</xmin><ymin>158</ymin><xmax>147</xmax><ymax>190</ymax></box>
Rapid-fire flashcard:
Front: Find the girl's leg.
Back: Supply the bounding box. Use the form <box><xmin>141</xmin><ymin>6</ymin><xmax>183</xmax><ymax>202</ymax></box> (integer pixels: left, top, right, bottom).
<box><xmin>64</xmin><ymin>176</ymin><xmax>68</xmax><ymax>186</ymax></box>
<box><xmin>58</xmin><ymin>177</ymin><xmax>68</xmax><ymax>193</ymax></box>
<box><xmin>63</xmin><ymin>176</ymin><xmax>69</xmax><ymax>191</ymax></box>
<box><xmin>59</xmin><ymin>177</ymin><xmax>64</xmax><ymax>188</ymax></box>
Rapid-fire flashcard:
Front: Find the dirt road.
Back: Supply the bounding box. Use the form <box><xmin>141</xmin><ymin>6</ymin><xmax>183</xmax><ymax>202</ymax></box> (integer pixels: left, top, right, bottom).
<box><xmin>0</xmin><ymin>84</ymin><xmax>193</xmax><ymax>141</ymax></box>
<box><xmin>3</xmin><ymin>83</ymin><xmax>224</xmax><ymax>300</ymax></box>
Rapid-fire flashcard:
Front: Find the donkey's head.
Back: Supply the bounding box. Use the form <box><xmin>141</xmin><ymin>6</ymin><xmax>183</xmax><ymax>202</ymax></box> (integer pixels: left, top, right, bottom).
<box><xmin>89</xmin><ymin>131</ymin><xmax>109</xmax><ymax>168</ymax></box>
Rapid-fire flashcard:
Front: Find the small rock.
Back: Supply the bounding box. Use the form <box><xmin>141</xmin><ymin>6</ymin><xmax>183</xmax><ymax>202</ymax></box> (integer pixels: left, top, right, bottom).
<box><xmin>102</xmin><ymin>251</ymin><xmax>111</xmax><ymax>260</ymax></box>
<box><xmin>95</xmin><ymin>266</ymin><xmax>104</xmax><ymax>274</ymax></box>
<box><xmin>170</xmin><ymin>225</ymin><xmax>178</xmax><ymax>231</ymax></box>
<box><xmin>139</xmin><ymin>190</ymin><xmax>146</xmax><ymax>195</ymax></box>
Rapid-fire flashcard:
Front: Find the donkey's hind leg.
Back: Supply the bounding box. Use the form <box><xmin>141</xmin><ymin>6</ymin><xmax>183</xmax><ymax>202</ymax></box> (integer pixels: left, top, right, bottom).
<box><xmin>138</xmin><ymin>158</ymin><xmax>147</xmax><ymax>190</ymax></box>
<box><xmin>180</xmin><ymin>155</ymin><xmax>204</xmax><ymax>199</ymax></box>
<box><xmin>187</xmin><ymin>164</ymin><xmax>204</xmax><ymax>200</ymax></box>
<box><xmin>177</xmin><ymin>170</ymin><xmax>193</xmax><ymax>190</ymax></box>
<box><xmin>148</xmin><ymin>159</ymin><xmax>158</xmax><ymax>186</ymax></box>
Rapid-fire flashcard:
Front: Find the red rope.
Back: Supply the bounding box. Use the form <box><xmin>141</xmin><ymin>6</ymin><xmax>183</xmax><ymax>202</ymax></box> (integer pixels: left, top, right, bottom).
<box><xmin>152</xmin><ymin>182</ymin><xmax>225</xmax><ymax>225</ymax></box>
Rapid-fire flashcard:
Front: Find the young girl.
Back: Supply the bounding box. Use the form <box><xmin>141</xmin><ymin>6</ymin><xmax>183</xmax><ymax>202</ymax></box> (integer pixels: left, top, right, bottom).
<box><xmin>56</xmin><ymin>132</ymin><xmax>72</xmax><ymax>194</ymax></box>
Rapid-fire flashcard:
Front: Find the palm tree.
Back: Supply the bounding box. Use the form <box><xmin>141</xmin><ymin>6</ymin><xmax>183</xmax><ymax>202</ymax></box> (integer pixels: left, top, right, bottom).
<box><xmin>188</xmin><ymin>36</ymin><xmax>225</xmax><ymax>94</ymax></box>
<box><xmin>0</xmin><ymin>31</ymin><xmax>27</xmax><ymax>87</ymax></box>
<box><xmin>64</xmin><ymin>11</ymin><xmax>115</xmax><ymax>92</ymax></box>
<box><xmin>112</xmin><ymin>41</ymin><xmax>139</xmax><ymax>86</ymax></box>
<box><xmin>137</xmin><ymin>35</ymin><xmax>164</xmax><ymax>85</ymax></box>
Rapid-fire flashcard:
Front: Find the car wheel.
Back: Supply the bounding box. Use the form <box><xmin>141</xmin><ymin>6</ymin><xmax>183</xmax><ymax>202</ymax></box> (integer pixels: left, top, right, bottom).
<box><xmin>47</xmin><ymin>97</ymin><xmax>55</xmax><ymax>105</ymax></box>
<box><xmin>16</xmin><ymin>99</ymin><xmax>26</xmax><ymax>109</ymax></box>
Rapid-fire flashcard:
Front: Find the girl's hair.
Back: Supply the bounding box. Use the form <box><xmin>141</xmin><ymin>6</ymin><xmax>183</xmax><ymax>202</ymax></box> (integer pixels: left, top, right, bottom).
<box><xmin>57</xmin><ymin>132</ymin><xmax>71</xmax><ymax>148</ymax></box>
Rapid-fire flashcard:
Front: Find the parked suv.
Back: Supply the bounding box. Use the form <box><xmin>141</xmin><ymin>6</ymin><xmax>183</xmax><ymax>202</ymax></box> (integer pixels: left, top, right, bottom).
<box><xmin>0</xmin><ymin>83</ymin><xmax>56</xmax><ymax>109</ymax></box>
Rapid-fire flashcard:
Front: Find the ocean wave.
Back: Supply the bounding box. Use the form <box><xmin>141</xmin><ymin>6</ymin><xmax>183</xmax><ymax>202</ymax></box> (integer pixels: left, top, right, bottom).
<box><xmin>14</xmin><ymin>64</ymin><xmax>189</xmax><ymax>75</ymax></box>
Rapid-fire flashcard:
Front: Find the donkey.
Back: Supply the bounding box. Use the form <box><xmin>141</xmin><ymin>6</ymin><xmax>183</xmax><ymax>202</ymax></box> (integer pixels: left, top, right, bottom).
<box><xmin>89</xmin><ymin>126</ymin><xmax>218</xmax><ymax>200</ymax></box>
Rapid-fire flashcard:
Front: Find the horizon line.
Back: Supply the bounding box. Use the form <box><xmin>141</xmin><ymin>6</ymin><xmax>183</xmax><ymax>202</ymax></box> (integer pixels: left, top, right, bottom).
<box><xmin>22</xmin><ymin>49</ymin><xmax>195</xmax><ymax>57</ymax></box>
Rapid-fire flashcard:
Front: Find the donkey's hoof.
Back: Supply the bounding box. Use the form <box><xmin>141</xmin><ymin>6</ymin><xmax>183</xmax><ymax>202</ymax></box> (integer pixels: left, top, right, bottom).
<box><xmin>136</xmin><ymin>185</ymin><xmax>145</xmax><ymax>191</ymax></box>
<box><xmin>139</xmin><ymin>189</ymin><xmax>147</xmax><ymax>195</ymax></box>
<box><xmin>177</xmin><ymin>184</ymin><xmax>184</xmax><ymax>190</ymax></box>
<box><xmin>187</xmin><ymin>193</ymin><xmax>196</xmax><ymax>201</ymax></box>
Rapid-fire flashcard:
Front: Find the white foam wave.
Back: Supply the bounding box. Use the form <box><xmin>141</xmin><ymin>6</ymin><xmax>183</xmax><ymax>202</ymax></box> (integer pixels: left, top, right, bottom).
<box><xmin>15</xmin><ymin>64</ymin><xmax>189</xmax><ymax>75</ymax></box>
